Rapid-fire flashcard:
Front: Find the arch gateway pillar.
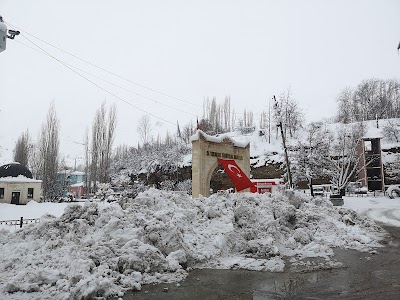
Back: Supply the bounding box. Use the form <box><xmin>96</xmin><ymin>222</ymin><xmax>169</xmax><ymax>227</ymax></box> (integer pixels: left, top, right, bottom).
<box><xmin>191</xmin><ymin>130</ymin><xmax>250</xmax><ymax>198</ymax></box>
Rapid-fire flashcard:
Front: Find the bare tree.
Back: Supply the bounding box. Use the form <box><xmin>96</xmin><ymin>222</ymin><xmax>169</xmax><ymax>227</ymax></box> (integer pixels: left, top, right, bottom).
<box><xmin>222</xmin><ymin>96</ymin><xmax>231</xmax><ymax>132</ymax></box>
<box><xmin>90</xmin><ymin>105</ymin><xmax>104</xmax><ymax>192</ymax></box>
<box><xmin>259</xmin><ymin>100</ymin><xmax>273</xmax><ymax>143</ymax></box>
<box><xmin>29</xmin><ymin>144</ymin><xmax>40</xmax><ymax>180</ymax></box>
<box><xmin>100</xmin><ymin>104</ymin><xmax>117</xmax><ymax>183</ymax></box>
<box><xmin>182</xmin><ymin>122</ymin><xmax>195</xmax><ymax>143</ymax></box>
<box><xmin>336</xmin><ymin>87</ymin><xmax>354</xmax><ymax>123</ymax></box>
<box><xmin>38</xmin><ymin>102</ymin><xmax>60</xmax><ymax>201</ymax></box>
<box><xmin>84</xmin><ymin>127</ymin><xmax>90</xmax><ymax>194</ymax></box>
<box><xmin>325</xmin><ymin>123</ymin><xmax>368</xmax><ymax>193</ymax></box>
<box><xmin>90</xmin><ymin>102</ymin><xmax>117</xmax><ymax>191</ymax></box>
<box><xmin>13</xmin><ymin>130</ymin><xmax>31</xmax><ymax>167</ymax></box>
<box><xmin>202</xmin><ymin>96</ymin><xmax>234</xmax><ymax>134</ymax></box>
<box><xmin>291</xmin><ymin>122</ymin><xmax>333</xmax><ymax>186</ymax></box>
<box><xmin>198</xmin><ymin>118</ymin><xmax>213</xmax><ymax>133</ymax></box>
<box><xmin>383</xmin><ymin>119</ymin><xmax>400</xmax><ymax>142</ymax></box>
<box><xmin>137</xmin><ymin>115</ymin><xmax>152</xmax><ymax>146</ymax></box>
<box><xmin>231</xmin><ymin>109</ymin><xmax>236</xmax><ymax>132</ymax></box>
<box><xmin>243</xmin><ymin>109</ymin><xmax>254</xmax><ymax>128</ymax></box>
<box><xmin>337</xmin><ymin>79</ymin><xmax>400</xmax><ymax>123</ymax></box>
<box><xmin>113</xmin><ymin>144</ymin><xmax>131</xmax><ymax>161</ymax></box>
<box><xmin>276</xmin><ymin>89</ymin><xmax>304</xmax><ymax>138</ymax></box>
<box><xmin>164</xmin><ymin>130</ymin><xmax>173</xmax><ymax>146</ymax></box>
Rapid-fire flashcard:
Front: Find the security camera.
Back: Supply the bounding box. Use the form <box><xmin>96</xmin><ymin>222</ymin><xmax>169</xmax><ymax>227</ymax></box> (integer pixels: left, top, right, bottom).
<box><xmin>8</xmin><ymin>30</ymin><xmax>19</xmax><ymax>35</ymax></box>
<box><xmin>7</xmin><ymin>29</ymin><xmax>20</xmax><ymax>39</ymax></box>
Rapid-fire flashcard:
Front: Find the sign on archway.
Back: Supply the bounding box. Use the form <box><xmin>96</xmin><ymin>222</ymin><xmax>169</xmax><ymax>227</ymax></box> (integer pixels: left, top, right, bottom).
<box><xmin>191</xmin><ymin>130</ymin><xmax>252</xmax><ymax>198</ymax></box>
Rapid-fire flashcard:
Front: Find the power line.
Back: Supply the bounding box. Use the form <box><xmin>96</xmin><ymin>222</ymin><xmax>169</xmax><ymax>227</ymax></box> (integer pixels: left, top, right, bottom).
<box><xmin>13</xmin><ymin>39</ymin><xmax>198</xmax><ymax>118</ymax></box>
<box><xmin>6</xmin><ymin>20</ymin><xmax>270</xmax><ymax>119</ymax></box>
<box><xmin>16</xmin><ymin>32</ymin><xmax>177</xmax><ymax>126</ymax></box>
<box><xmin>5</xmin><ymin>20</ymin><xmax>202</xmax><ymax>109</ymax></box>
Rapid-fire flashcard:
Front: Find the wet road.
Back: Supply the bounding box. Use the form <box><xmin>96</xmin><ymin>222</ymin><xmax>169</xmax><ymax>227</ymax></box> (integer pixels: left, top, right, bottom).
<box><xmin>123</xmin><ymin>226</ymin><xmax>400</xmax><ymax>300</ymax></box>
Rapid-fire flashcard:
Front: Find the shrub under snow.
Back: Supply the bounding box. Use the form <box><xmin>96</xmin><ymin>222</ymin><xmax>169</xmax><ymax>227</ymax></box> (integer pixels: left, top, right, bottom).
<box><xmin>0</xmin><ymin>189</ymin><xmax>385</xmax><ymax>299</ymax></box>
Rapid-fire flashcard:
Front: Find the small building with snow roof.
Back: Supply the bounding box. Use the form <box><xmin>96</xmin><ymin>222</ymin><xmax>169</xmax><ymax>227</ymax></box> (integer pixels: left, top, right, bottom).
<box><xmin>0</xmin><ymin>163</ymin><xmax>42</xmax><ymax>205</ymax></box>
<box><xmin>356</xmin><ymin>126</ymin><xmax>385</xmax><ymax>192</ymax></box>
<box><xmin>56</xmin><ymin>169</ymin><xmax>86</xmax><ymax>198</ymax></box>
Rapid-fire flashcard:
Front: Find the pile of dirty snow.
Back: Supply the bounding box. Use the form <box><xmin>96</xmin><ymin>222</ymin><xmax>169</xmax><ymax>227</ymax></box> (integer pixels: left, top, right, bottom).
<box><xmin>0</xmin><ymin>189</ymin><xmax>385</xmax><ymax>299</ymax></box>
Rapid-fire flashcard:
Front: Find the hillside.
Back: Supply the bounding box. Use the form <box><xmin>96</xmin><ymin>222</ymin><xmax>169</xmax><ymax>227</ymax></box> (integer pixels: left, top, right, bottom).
<box><xmin>111</xmin><ymin>118</ymin><xmax>400</xmax><ymax>190</ymax></box>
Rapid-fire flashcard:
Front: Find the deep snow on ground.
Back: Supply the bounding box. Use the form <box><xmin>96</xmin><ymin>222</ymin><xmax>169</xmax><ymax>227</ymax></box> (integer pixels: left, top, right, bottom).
<box><xmin>343</xmin><ymin>195</ymin><xmax>400</xmax><ymax>227</ymax></box>
<box><xmin>0</xmin><ymin>201</ymin><xmax>78</xmax><ymax>220</ymax></box>
<box><xmin>0</xmin><ymin>201</ymin><xmax>85</xmax><ymax>232</ymax></box>
<box><xmin>0</xmin><ymin>189</ymin><xmax>386</xmax><ymax>300</ymax></box>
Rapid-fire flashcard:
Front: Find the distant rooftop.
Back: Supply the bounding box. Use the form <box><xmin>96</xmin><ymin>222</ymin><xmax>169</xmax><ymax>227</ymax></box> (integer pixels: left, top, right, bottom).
<box><xmin>0</xmin><ymin>163</ymin><xmax>33</xmax><ymax>179</ymax></box>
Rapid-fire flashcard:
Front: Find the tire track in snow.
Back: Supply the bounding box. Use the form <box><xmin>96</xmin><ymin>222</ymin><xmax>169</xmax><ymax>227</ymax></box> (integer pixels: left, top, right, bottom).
<box><xmin>365</xmin><ymin>208</ymin><xmax>400</xmax><ymax>227</ymax></box>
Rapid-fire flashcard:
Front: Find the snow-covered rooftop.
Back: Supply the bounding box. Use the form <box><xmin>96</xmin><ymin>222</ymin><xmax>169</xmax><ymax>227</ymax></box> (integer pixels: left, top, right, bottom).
<box><xmin>363</xmin><ymin>122</ymin><xmax>384</xmax><ymax>139</ymax></box>
<box><xmin>0</xmin><ymin>175</ymin><xmax>41</xmax><ymax>183</ymax></box>
<box><xmin>70</xmin><ymin>171</ymin><xmax>85</xmax><ymax>176</ymax></box>
<box><xmin>57</xmin><ymin>170</ymin><xmax>85</xmax><ymax>176</ymax></box>
<box><xmin>70</xmin><ymin>182</ymin><xmax>84</xmax><ymax>187</ymax></box>
<box><xmin>190</xmin><ymin>130</ymin><xmax>249</xmax><ymax>148</ymax></box>
<box><xmin>251</xmin><ymin>178</ymin><xmax>284</xmax><ymax>184</ymax></box>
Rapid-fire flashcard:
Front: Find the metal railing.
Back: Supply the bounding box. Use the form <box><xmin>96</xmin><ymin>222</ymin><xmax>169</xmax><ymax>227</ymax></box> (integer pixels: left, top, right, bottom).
<box><xmin>0</xmin><ymin>217</ymin><xmax>40</xmax><ymax>228</ymax></box>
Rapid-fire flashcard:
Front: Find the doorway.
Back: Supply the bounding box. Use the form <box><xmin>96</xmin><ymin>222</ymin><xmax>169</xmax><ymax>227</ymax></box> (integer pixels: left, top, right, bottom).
<box><xmin>11</xmin><ymin>192</ymin><xmax>20</xmax><ymax>205</ymax></box>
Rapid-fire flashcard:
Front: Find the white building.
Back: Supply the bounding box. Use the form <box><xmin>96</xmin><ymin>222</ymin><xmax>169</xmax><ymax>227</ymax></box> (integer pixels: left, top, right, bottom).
<box><xmin>0</xmin><ymin>163</ymin><xmax>42</xmax><ymax>205</ymax></box>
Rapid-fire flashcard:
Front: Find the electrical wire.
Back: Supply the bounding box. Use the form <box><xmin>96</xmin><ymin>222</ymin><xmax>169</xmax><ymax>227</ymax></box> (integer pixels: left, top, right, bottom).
<box><xmin>14</xmin><ymin>32</ymin><xmax>178</xmax><ymax>126</ymax></box>
<box><xmin>5</xmin><ymin>20</ymin><xmax>203</xmax><ymax>109</ymax></box>
<box><xmin>6</xmin><ymin>20</ymin><xmax>269</xmax><ymax>119</ymax></box>
<box><xmin>13</xmin><ymin>39</ymin><xmax>198</xmax><ymax>117</ymax></box>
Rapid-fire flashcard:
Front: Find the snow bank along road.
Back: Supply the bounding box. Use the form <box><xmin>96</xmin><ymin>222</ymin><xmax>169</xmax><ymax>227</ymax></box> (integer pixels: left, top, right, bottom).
<box><xmin>344</xmin><ymin>196</ymin><xmax>400</xmax><ymax>227</ymax></box>
<box><xmin>0</xmin><ymin>190</ymin><xmax>388</xmax><ymax>299</ymax></box>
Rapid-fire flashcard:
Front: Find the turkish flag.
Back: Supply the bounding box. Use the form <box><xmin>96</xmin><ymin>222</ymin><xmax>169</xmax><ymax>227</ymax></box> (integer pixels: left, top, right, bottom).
<box><xmin>217</xmin><ymin>158</ymin><xmax>255</xmax><ymax>192</ymax></box>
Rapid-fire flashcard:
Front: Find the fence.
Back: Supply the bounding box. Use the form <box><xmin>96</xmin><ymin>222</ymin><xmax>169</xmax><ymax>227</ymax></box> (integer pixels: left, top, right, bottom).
<box><xmin>0</xmin><ymin>217</ymin><xmax>40</xmax><ymax>228</ymax></box>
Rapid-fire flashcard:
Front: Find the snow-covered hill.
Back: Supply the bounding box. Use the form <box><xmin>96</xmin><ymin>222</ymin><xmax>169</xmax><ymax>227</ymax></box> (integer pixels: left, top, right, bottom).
<box><xmin>111</xmin><ymin>118</ymin><xmax>400</xmax><ymax>187</ymax></box>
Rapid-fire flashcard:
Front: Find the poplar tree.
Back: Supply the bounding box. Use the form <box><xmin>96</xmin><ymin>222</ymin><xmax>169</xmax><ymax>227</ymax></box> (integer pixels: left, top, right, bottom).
<box><xmin>13</xmin><ymin>130</ymin><xmax>31</xmax><ymax>167</ymax></box>
<box><xmin>38</xmin><ymin>102</ymin><xmax>60</xmax><ymax>201</ymax></box>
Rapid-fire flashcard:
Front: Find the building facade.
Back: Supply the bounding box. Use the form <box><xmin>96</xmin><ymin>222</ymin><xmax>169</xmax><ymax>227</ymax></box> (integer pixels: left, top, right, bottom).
<box><xmin>0</xmin><ymin>163</ymin><xmax>42</xmax><ymax>205</ymax></box>
<box><xmin>357</xmin><ymin>138</ymin><xmax>385</xmax><ymax>192</ymax></box>
<box><xmin>57</xmin><ymin>170</ymin><xmax>86</xmax><ymax>198</ymax></box>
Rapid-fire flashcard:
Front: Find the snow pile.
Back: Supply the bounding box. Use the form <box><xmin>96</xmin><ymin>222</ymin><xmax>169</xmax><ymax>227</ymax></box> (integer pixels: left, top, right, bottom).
<box><xmin>0</xmin><ymin>189</ymin><xmax>385</xmax><ymax>299</ymax></box>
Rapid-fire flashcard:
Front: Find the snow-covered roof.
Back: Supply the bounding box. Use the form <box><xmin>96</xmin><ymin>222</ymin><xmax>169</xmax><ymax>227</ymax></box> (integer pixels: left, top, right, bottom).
<box><xmin>0</xmin><ymin>163</ymin><xmax>33</xmax><ymax>179</ymax></box>
<box><xmin>363</xmin><ymin>124</ymin><xmax>384</xmax><ymax>139</ymax></box>
<box><xmin>70</xmin><ymin>182</ymin><xmax>84</xmax><ymax>187</ymax></box>
<box><xmin>190</xmin><ymin>130</ymin><xmax>249</xmax><ymax>148</ymax></box>
<box><xmin>251</xmin><ymin>178</ymin><xmax>284</xmax><ymax>184</ymax></box>
<box><xmin>57</xmin><ymin>170</ymin><xmax>85</xmax><ymax>176</ymax></box>
<box><xmin>70</xmin><ymin>171</ymin><xmax>85</xmax><ymax>176</ymax></box>
<box><xmin>0</xmin><ymin>175</ymin><xmax>42</xmax><ymax>183</ymax></box>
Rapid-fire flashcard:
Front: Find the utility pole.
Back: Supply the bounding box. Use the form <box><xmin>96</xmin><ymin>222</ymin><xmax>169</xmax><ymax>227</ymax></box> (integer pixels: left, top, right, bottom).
<box><xmin>273</xmin><ymin>95</ymin><xmax>293</xmax><ymax>188</ymax></box>
<box><xmin>268</xmin><ymin>99</ymin><xmax>271</xmax><ymax>144</ymax></box>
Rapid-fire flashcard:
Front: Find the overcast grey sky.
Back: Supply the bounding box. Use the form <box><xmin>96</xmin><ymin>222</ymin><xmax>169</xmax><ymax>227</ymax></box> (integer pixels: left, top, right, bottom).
<box><xmin>1</xmin><ymin>0</ymin><xmax>399</xmax><ymax>166</ymax></box>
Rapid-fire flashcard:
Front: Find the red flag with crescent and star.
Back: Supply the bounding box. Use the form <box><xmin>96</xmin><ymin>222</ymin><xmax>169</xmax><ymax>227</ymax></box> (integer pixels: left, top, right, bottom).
<box><xmin>217</xmin><ymin>158</ymin><xmax>255</xmax><ymax>192</ymax></box>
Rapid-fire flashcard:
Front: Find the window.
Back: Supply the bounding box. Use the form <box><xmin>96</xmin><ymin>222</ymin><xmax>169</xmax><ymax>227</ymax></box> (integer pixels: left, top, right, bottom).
<box><xmin>364</xmin><ymin>140</ymin><xmax>372</xmax><ymax>152</ymax></box>
<box><xmin>27</xmin><ymin>188</ymin><xmax>34</xmax><ymax>199</ymax></box>
<box><xmin>0</xmin><ymin>188</ymin><xmax>4</xmax><ymax>199</ymax></box>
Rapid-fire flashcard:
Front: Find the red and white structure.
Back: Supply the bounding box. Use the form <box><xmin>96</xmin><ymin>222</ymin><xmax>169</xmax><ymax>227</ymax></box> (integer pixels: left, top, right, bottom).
<box><xmin>250</xmin><ymin>178</ymin><xmax>284</xmax><ymax>194</ymax></box>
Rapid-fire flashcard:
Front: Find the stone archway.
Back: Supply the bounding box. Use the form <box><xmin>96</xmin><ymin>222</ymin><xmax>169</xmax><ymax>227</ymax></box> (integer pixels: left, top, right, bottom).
<box><xmin>191</xmin><ymin>131</ymin><xmax>250</xmax><ymax>198</ymax></box>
